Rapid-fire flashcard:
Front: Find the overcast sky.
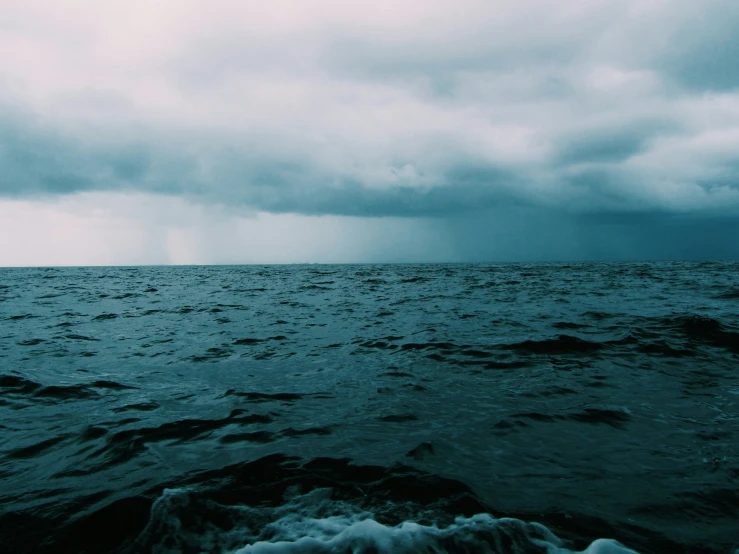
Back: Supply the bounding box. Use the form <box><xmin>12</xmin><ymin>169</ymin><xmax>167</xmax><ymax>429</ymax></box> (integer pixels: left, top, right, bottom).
<box><xmin>1</xmin><ymin>0</ymin><xmax>738</xmax><ymax>265</ymax></box>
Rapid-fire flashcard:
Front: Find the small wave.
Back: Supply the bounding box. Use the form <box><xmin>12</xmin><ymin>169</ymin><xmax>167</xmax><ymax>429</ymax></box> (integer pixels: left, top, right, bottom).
<box><xmin>0</xmin><ymin>375</ymin><xmax>41</xmax><ymax>393</ymax></box>
<box><xmin>113</xmin><ymin>292</ymin><xmax>140</xmax><ymax>299</ymax></box>
<box><xmin>33</xmin><ymin>385</ymin><xmax>101</xmax><ymax>401</ymax></box>
<box><xmin>111</xmin><ymin>401</ymin><xmax>160</xmax><ymax>413</ymax></box>
<box><xmin>220</xmin><ymin>431</ymin><xmax>277</xmax><ymax>444</ymax></box>
<box><xmin>233</xmin><ymin>336</ymin><xmax>287</xmax><ymax>346</ymax></box>
<box><xmin>5</xmin><ymin>435</ymin><xmax>70</xmax><ymax>460</ymax></box>
<box><xmin>64</xmin><ymin>334</ymin><xmax>100</xmax><ymax>342</ymax></box>
<box><xmin>400</xmin><ymin>276</ymin><xmax>430</xmax><ymax>283</ymax></box>
<box><xmin>636</xmin><ymin>341</ymin><xmax>694</xmax><ymax>357</ymax></box>
<box><xmin>568</xmin><ymin>408</ymin><xmax>631</xmax><ymax>429</ymax></box>
<box><xmin>671</xmin><ymin>316</ymin><xmax>739</xmax><ymax>352</ymax></box>
<box><xmin>483</xmin><ymin>361</ymin><xmax>532</xmax><ymax>370</ymax></box>
<box><xmin>360</xmin><ymin>340</ymin><xmax>398</xmax><ymax>350</ymax></box>
<box><xmin>401</xmin><ymin>341</ymin><xmax>457</xmax><ymax>351</ymax></box>
<box><xmin>507</xmin><ymin>408</ymin><xmax>631</xmax><ymax>429</ymax></box>
<box><xmin>503</xmin><ymin>335</ymin><xmax>604</xmax><ymax>355</ymax></box>
<box><xmin>379</xmin><ymin>370</ymin><xmax>414</xmax><ymax>378</ymax></box>
<box><xmin>713</xmin><ymin>289</ymin><xmax>739</xmax><ymax>299</ymax></box>
<box><xmin>16</xmin><ymin>338</ymin><xmax>47</xmax><ymax>347</ymax></box>
<box><xmin>191</xmin><ymin>347</ymin><xmax>234</xmax><ymax>362</ymax></box>
<box><xmin>93</xmin><ymin>313</ymin><xmax>119</xmax><ymax>321</ymax></box>
<box><xmin>281</xmin><ymin>426</ymin><xmax>333</xmax><ymax>437</ymax></box>
<box><xmin>6</xmin><ymin>314</ymin><xmax>38</xmax><ymax>321</ymax></box>
<box><xmin>406</xmin><ymin>441</ymin><xmax>435</xmax><ymax>459</ymax></box>
<box><xmin>300</xmin><ymin>284</ymin><xmax>333</xmax><ymax>291</ymax></box>
<box><xmin>88</xmin><ymin>411</ymin><xmax>276</xmax><ymax>467</ymax></box>
<box><xmin>553</xmin><ymin>322</ymin><xmax>588</xmax><ymax>330</ymax></box>
<box><xmin>581</xmin><ymin>312</ymin><xmax>615</xmax><ymax>320</ymax></box>
<box><xmin>363</xmin><ymin>278</ymin><xmax>387</xmax><ymax>284</ymax></box>
<box><xmin>677</xmin><ymin>315</ymin><xmax>723</xmax><ymax>337</ymax></box>
<box><xmin>90</xmin><ymin>380</ymin><xmax>137</xmax><ymax>390</ymax></box>
<box><xmin>377</xmin><ymin>414</ymin><xmax>418</xmax><ymax>423</ymax></box>
<box><xmin>224</xmin><ymin>391</ymin><xmax>303</xmax><ymax>402</ymax></box>
<box><xmin>1</xmin><ymin>375</ymin><xmax>138</xmax><ymax>402</ymax></box>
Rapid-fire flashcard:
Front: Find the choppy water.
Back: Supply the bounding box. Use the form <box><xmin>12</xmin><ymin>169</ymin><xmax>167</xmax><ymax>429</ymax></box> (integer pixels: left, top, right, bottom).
<box><xmin>1</xmin><ymin>262</ymin><xmax>738</xmax><ymax>554</ymax></box>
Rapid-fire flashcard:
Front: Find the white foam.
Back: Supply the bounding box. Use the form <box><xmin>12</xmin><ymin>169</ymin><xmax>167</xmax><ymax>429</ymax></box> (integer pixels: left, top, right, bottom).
<box><xmin>233</xmin><ymin>513</ymin><xmax>639</xmax><ymax>554</ymax></box>
<box><xmin>579</xmin><ymin>539</ymin><xmax>639</xmax><ymax>554</ymax></box>
<box><xmin>137</xmin><ymin>487</ymin><xmax>639</xmax><ymax>554</ymax></box>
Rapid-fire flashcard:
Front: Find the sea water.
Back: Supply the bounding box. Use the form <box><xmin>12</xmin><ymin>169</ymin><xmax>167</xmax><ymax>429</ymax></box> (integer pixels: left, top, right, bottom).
<box><xmin>1</xmin><ymin>262</ymin><xmax>738</xmax><ymax>553</ymax></box>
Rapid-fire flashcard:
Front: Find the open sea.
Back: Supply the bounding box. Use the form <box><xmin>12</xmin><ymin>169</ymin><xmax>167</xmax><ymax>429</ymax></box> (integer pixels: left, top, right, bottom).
<box><xmin>1</xmin><ymin>262</ymin><xmax>738</xmax><ymax>554</ymax></box>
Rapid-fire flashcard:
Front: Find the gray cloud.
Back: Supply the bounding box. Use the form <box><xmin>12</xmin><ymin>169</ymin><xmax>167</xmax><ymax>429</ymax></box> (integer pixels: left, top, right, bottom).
<box><xmin>1</xmin><ymin>99</ymin><xmax>737</xmax><ymax>222</ymax></box>
<box><xmin>555</xmin><ymin>117</ymin><xmax>681</xmax><ymax>166</ymax></box>
<box><xmin>0</xmin><ymin>109</ymin><xmax>197</xmax><ymax>198</ymax></box>
<box><xmin>659</xmin><ymin>3</ymin><xmax>739</xmax><ymax>92</ymax></box>
<box><xmin>0</xmin><ymin>111</ymin><xmax>97</xmax><ymax>196</ymax></box>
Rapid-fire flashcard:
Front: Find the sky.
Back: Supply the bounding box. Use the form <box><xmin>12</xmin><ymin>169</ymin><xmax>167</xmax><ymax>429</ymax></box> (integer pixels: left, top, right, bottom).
<box><xmin>1</xmin><ymin>0</ymin><xmax>738</xmax><ymax>265</ymax></box>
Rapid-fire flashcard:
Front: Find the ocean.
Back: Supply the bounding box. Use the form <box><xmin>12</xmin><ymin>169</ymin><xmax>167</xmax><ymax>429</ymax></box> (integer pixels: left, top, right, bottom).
<box><xmin>1</xmin><ymin>262</ymin><xmax>738</xmax><ymax>554</ymax></box>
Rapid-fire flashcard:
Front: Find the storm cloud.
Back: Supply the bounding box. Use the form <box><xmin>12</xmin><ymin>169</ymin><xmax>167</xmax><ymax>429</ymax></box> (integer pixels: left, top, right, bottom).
<box><xmin>1</xmin><ymin>0</ymin><xmax>738</xmax><ymax>264</ymax></box>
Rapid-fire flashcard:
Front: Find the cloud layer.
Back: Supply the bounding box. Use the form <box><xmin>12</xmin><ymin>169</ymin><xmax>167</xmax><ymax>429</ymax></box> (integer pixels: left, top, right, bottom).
<box><xmin>1</xmin><ymin>0</ymin><xmax>739</xmax><ymax>263</ymax></box>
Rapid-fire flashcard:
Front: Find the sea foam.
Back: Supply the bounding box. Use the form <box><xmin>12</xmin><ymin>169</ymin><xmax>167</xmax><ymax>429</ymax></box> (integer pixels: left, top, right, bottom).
<box><xmin>233</xmin><ymin>514</ymin><xmax>638</xmax><ymax>554</ymax></box>
<box><xmin>135</xmin><ymin>488</ymin><xmax>639</xmax><ymax>554</ymax></box>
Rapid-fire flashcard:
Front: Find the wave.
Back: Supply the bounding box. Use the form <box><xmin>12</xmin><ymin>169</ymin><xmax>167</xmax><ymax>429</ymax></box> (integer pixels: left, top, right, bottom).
<box><xmin>0</xmin><ymin>374</ymin><xmax>136</xmax><ymax>402</ymax></box>
<box><xmin>669</xmin><ymin>315</ymin><xmax>739</xmax><ymax>353</ymax></box>
<box><xmin>136</xmin><ymin>488</ymin><xmax>637</xmax><ymax>554</ymax></box>
<box><xmin>503</xmin><ymin>335</ymin><xmax>604</xmax><ymax>355</ymax></box>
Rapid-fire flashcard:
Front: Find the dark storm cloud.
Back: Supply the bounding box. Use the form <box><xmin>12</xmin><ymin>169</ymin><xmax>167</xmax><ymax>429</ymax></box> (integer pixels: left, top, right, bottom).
<box><xmin>253</xmin><ymin>169</ymin><xmax>520</xmax><ymax>218</ymax></box>
<box><xmin>0</xmin><ymin>113</ymin><xmax>96</xmax><ymax>195</ymax></box>
<box><xmin>0</xmin><ymin>106</ymin><xmax>524</xmax><ymax>217</ymax></box>
<box><xmin>1</xmin><ymin>99</ymin><xmax>737</xmax><ymax>221</ymax></box>
<box><xmin>555</xmin><ymin>118</ymin><xmax>681</xmax><ymax>166</ymax></box>
<box><xmin>0</xmin><ymin>108</ymin><xmax>201</xmax><ymax>198</ymax></box>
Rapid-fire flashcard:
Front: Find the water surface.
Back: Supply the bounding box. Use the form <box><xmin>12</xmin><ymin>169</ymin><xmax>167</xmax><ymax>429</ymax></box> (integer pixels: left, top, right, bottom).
<box><xmin>1</xmin><ymin>262</ymin><xmax>738</xmax><ymax>553</ymax></box>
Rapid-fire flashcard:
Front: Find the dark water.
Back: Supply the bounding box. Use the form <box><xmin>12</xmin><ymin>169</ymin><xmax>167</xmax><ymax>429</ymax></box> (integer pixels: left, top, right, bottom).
<box><xmin>1</xmin><ymin>262</ymin><xmax>738</xmax><ymax>554</ymax></box>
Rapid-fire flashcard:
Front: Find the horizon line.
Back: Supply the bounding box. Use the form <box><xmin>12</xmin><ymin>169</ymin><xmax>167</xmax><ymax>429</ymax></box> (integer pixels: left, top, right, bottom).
<box><xmin>1</xmin><ymin>257</ymin><xmax>737</xmax><ymax>270</ymax></box>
